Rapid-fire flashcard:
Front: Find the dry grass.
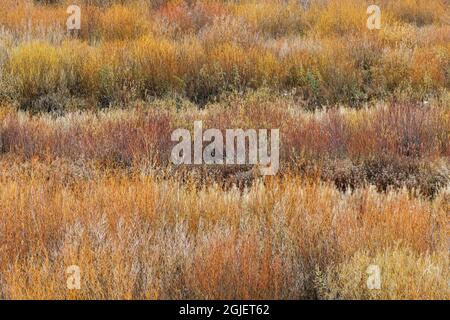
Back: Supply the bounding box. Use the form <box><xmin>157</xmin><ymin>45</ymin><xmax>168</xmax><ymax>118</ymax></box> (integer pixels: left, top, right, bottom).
<box><xmin>0</xmin><ymin>93</ymin><xmax>449</xmax><ymax>194</ymax></box>
<box><xmin>0</xmin><ymin>94</ymin><xmax>448</xmax><ymax>299</ymax></box>
<box><xmin>0</xmin><ymin>0</ymin><xmax>449</xmax><ymax>300</ymax></box>
<box><xmin>320</xmin><ymin>245</ymin><xmax>449</xmax><ymax>300</ymax></box>
<box><xmin>0</xmin><ymin>0</ymin><xmax>448</xmax><ymax>107</ymax></box>
<box><xmin>0</xmin><ymin>165</ymin><xmax>448</xmax><ymax>299</ymax></box>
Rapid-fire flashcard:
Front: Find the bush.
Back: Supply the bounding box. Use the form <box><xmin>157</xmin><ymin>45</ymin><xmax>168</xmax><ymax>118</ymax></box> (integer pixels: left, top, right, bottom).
<box><xmin>308</xmin><ymin>0</ymin><xmax>368</xmax><ymax>36</ymax></box>
<box><xmin>232</xmin><ymin>0</ymin><xmax>308</xmax><ymax>37</ymax></box>
<box><xmin>0</xmin><ymin>0</ymin><xmax>448</xmax><ymax>107</ymax></box>
<box><xmin>321</xmin><ymin>246</ymin><xmax>449</xmax><ymax>299</ymax></box>
<box><xmin>385</xmin><ymin>0</ymin><xmax>449</xmax><ymax>26</ymax></box>
<box><xmin>99</xmin><ymin>4</ymin><xmax>151</xmax><ymax>41</ymax></box>
<box><xmin>130</xmin><ymin>35</ymin><xmax>181</xmax><ymax>97</ymax></box>
<box><xmin>7</xmin><ymin>42</ymin><xmax>64</xmax><ymax>108</ymax></box>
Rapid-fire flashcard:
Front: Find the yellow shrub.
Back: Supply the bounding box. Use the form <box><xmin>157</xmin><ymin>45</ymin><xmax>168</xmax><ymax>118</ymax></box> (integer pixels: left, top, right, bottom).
<box><xmin>308</xmin><ymin>0</ymin><xmax>368</xmax><ymax>36</ymax></box>
<box><xmin>99</xmin><ymin>4</ymin><xmax>151</xmax><ymax>40</ymax></box>
<box><xmin>316</xmin><ymin>38</ymin><xmax>363</xmax><ymax>104</ymax></box>
<box><xmin>208</xmin><ymin>42</ymin><xmax>254</xmax><ymax>88</ymax></box>
<box><xmin>379</xmin><ymin>23</ymin><xmax>419</xmax><ymax>48</ymax></box>
<box><xmin>269</xmin><ymin>39</ymin><xmax>322</xmax><ymax>102</ymax></box>
<box><xmin>372</xmin><ymin>47</ymin><xmax>412</xmax><ymax>94</ymax></box>
<box><xmin>177</xmin><ymin>37</ymin><xmax>206</xmax><ymax>77</ymax></box>
<box><xmin>253</xmin><ymin>49</ymin><xmax>283</xmax><ymax>87</ymax></box>
<box><xmin>74</xmin><ymin>41</ymin><xmax>132</xmax><ymax>102</ymax></box>
<box><xmin>77</xmin><ymin>46</ymin><xmax>103</xmax><ymax>96</ymax></box>
<box><xmin>176</xmin><ymin>37</ymin><xmax>207</xmax><ymax>98</ymax></box>
<box><xmin>0</xmin><ymin>0</ymin><xmax>449</xmax><ymax>106</ymax></box>
<box><xmin>130</xmin><ymin>36</ymin><xmax>181</xmax><ymax>95</ymax></box>
<box><xmin>321</xmin><ymin>246</ymin><xmax>449</xmax><ymax>299</ymax></box>
<box><xmin>232</xmin><ymin>0</ymin><xmax>307</xmax><ymax>36</ymax></box>
<box><xmin>59</xmin><ymin>40</ymin><xmax>93</xmax><ymax>95</ymax></box>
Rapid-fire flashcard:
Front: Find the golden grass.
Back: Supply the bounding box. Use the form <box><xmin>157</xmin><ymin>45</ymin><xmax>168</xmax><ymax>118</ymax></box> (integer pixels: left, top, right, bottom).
<box><xmin>0</xmin><ymin>0</ymin><xmax>449</xmax><ymax>106</ymax></box>
<box><xmin>0</xmin><ymin>0</ymin><xmax>449</xmax><ymax>300</ymax></box>
<box><xmin>98</xmin><ymin>4</ymin><xmax>151</xmax><ymax>41</ymax></box>
<box><xmin>320</xmin><ymin>246</ymin><xmax>449</xmax><ymax>299</ymax></box>
<box><xmin>0</xmin><ymin>96</ymin><xmax>447</xmax><ymax>299</ymax></box>
<box><xmin>7</xmin><ymin>42</ymin><xmax>63</xmax><ymax>101</ymax></box>
<box><xmin>0</xmin><ymin>165</ymin><xmax>447</xmax><ymax>299</ymax></box>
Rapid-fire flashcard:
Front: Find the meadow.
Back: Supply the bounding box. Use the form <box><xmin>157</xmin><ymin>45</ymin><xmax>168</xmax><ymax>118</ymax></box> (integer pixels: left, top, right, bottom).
<box><xmin>0</xmin><ymin>0</ymin><xmax>449</xmax><ymax>299</ymax></box>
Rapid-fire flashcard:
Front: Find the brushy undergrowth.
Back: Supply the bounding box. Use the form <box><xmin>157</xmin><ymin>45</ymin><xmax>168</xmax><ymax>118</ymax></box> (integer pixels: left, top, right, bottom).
<box><xmin>0</xmin><ymin>93</ymin><xmax>449</xmax><ymax>195</ymax></box>
<box><xmin>0</xmin><ymin>0</ymin><xmax>449</xmax><ymax>109</ymax></box>
<box><xmin>0</xmin><ymin>0</ymin><xmax>449</xmax><ymax>300</ymax></box>
<box><xmin>0</xmin><ymin>165</ymin><xmax>448</xmax><ymax>299</ymax></box>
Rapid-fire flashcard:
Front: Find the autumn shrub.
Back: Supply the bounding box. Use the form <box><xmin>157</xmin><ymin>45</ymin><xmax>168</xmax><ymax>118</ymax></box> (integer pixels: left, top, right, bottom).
<box><xmin>0</xmin><ymin>107</ymin><xmax>173</xmax><ymax>163</ymax></box>
<box><xmin>278</xmin><ymin>38</ymin><xmax>322</xmax><ymax>105</ymax></box>
<box><xmin>320</xmin><ymin>246</ymin><xmax>449</xmax><ymax>299</ymax></box>
<box><xmin>194</xmin><ymin>42</ymin><xmax>254</xmax><ymax>99</ymax></box>
<box><xmin>58</xmin><ymin>40</ymin><xmax>93</xmax><ymax>96</ymax></box>
<box><xmin>319</xmin><ymin>157</ymin><xmax>449</xmax><ymax>198</ymax></box>
<box><xmin>1</xmin><ymin>96</ymin><xmax>448</xmax><ymax>194</ymax></box>
<box><xmin>0</xmin><ymin>43</ymin><xmax>16</xmax><ymax>103</ymax></box>
<box><xmin>0</xmin><ymin>1</ymin><xmax>66</xmax><ymax>37</ymax></box>
<box><xmin>409</xmin><ymin>46</ymin><xmax>450</xmax><ymax>94</ymax></box>
<box><xmin>156</xmin><ymin>0</ymin><xmax>194</xmax><ymax>34</ymax></box>
<box><xmin>369</xmin><ymin>102</ymin><xmax>446</xmax><ymax>159</ymax></box>
<box><xmin>384</xmin><ymin>0</ymin><xmax>449</xmax><ymax>26</ymax></box>
<box><xmin>307</xmin><ymin>0</ymin><xmax>368</xmax><ymax>36</ymax></box>
<box><xmin>315</xmin><ymin>38</ymin><xmax>365</xmax><ymax>105</ymax></box>
<box><xmin>6</xmin><ymin>42</ymin><xmax>66</xmax><ymax>109</ymax></box>
<box><xmin>155</xmin><ymin>0</ymin><xmax>227</xmax><ymax>35</ymax></box>
<box><xmin>1</xmin><ymin>0</ymin><xmax>450</xmax><ymax>301</ymax></box>
<box><xmin>176</xmin><ymin>37</ymin><xmax>208</xmax><ymax>100</ymax></box>
<box><xmin>0</xmin><ymin>168</ymin><xmax>447</xmax><ymax>299</ymax></box>
<box><xmin>198</xmin><ymin>15</ymin><xmax>257</xmax><ymax>48</ymax></box>
<box><xmin>98</xmin><ymin>4</ymin><xmax>151</xmax><ymax>41</ymax></box>
<box><xmin>130</xmin><ymin>35</ymin><xmax>182</xmax><ymax>97</ymax></box>
<box><xmin>0</xmin><ymin>0</ymin><xmax>449</xmax><ymax>106</ymax></box>
<box><xmin>372</xmin><ymin>47</ymin><xmax>412</xmax><ymax>97</ymax></box>
<box><xmin>232</xmin><ymin>0</ymin><xmax>308</xmax><ymax>37</ymax></box>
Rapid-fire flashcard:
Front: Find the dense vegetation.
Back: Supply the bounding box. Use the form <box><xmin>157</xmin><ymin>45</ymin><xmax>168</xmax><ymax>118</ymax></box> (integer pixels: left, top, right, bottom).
<box><xmin>0</xmin><ymin>0</ymin><xmax>448</xmax><ymax>299</ymax></box>
<box><xmin>0</xmin><ymin>0</ymin><xmax>449</xmax><ymax>109</ymax></box>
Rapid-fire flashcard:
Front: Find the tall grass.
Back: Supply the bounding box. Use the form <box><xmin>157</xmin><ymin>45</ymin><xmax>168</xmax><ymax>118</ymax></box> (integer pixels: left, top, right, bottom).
<box><xmin>0</xmin><ymin>0</ymin><xmax>449</xmax><ymax>300</ymax></box>
<box><xmin>0</xmin><ymin>94</ymin><xmax>448</xmax><ymax>195</ymax></box>
<box><xmin>0</xmin><ymin>0</ymin><xmax>448</xmax><ymax>108</ymax></box>
<box><xmin>0</xmin><ymin>167</ymin><xmax>447</xmax><ymax>299</ymax></box>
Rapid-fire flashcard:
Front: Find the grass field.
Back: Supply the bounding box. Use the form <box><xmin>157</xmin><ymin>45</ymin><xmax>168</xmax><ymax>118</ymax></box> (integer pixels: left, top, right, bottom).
<box><xmin>0</xmin><ymin>0</ymin><xmax>449</xmax><ymax>299</ymax></box>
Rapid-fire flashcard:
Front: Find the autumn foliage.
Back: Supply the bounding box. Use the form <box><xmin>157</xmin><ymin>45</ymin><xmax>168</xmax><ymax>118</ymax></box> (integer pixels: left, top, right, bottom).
<box><xmin>0</xmin><ymin>0</ymin><xmax>449</xmax><ymax>299</ymax></box>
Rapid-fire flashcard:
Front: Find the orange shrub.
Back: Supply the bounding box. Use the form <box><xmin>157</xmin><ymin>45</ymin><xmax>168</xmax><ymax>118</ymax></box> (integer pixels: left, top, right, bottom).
<box><xmin>7</xmin><ymin>41</ymin><xmax>63</xmax><ymax>101</ymax></box>
<box><xmin>0</xmin><ymin>0</ymin><xmax>66</xmax><ymax>35</ymax></box>
<box><xmin>98</xmin><ymin>4</ymin><xmax>151</xmax><ymax>40</ymax></box>
<box><xmin>0</xmin><ymin>170</ymin><xmax>447</xmax><ymax>299</ymax></box>
<box><xmin>232</xmin><ymin>0</ymin><xmax>308</xmax><ymax>37</ymax></box>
